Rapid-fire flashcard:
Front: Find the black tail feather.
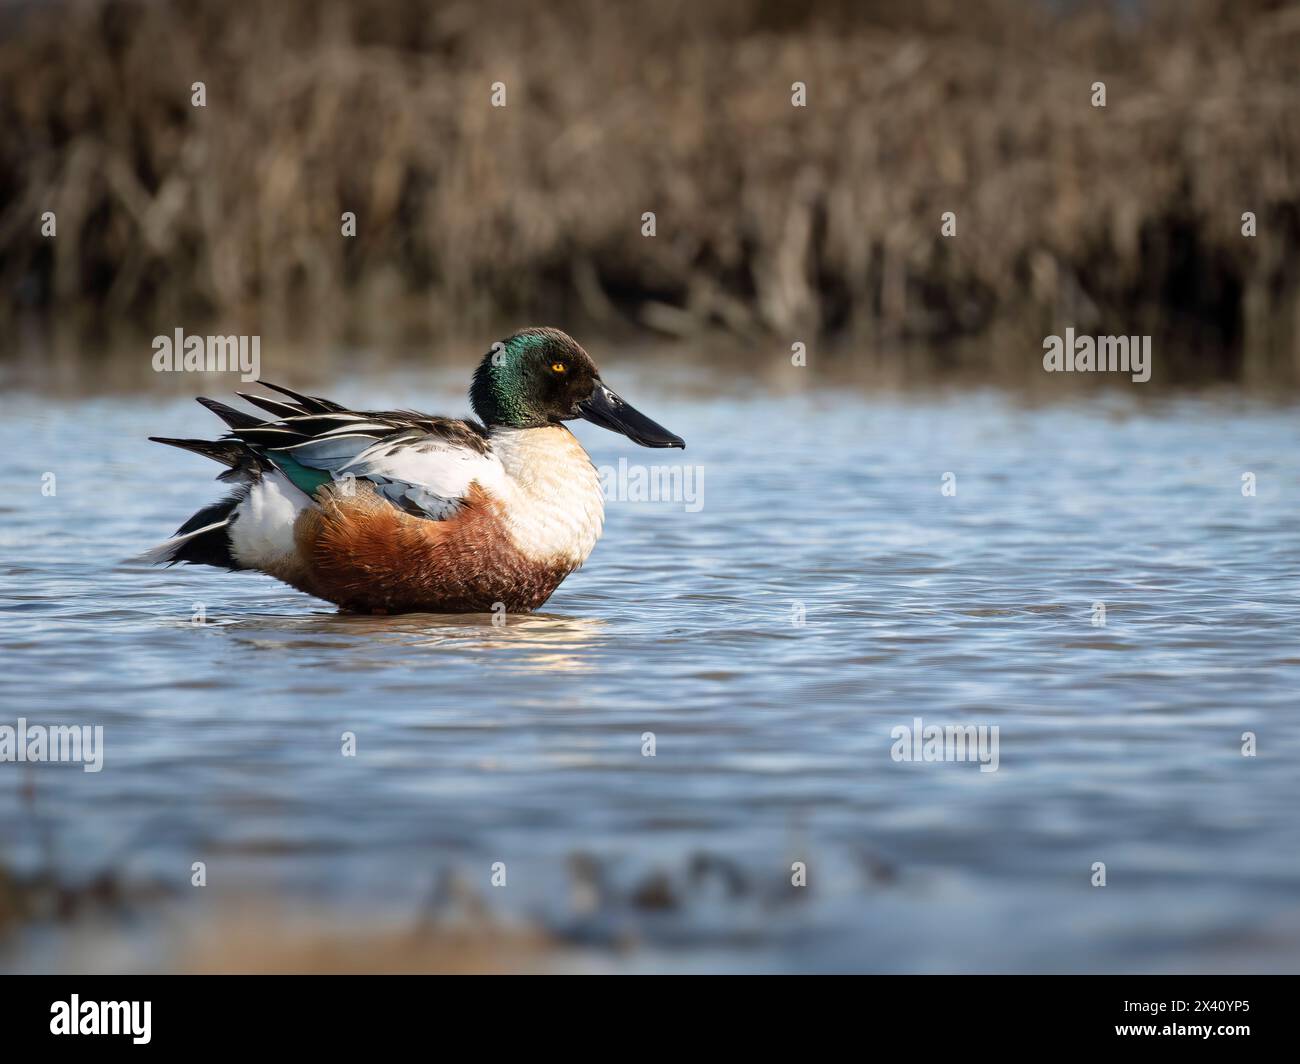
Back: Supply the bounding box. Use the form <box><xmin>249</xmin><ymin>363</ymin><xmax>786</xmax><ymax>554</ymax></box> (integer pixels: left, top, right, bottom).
<box><xmin>237</xmin><ymin>392</ymin><xmax>304</xmax><ymax>420</ymax></box>
<box><xmin>149</xmin><ymin>437</ymin><xmax>246</xmax><ymax>468</ymax></box>
<box><xmin>196</xmin><ymin>396</ymin><xmax>264</xmax><ymax>430</ymax></box>
<box><xmin>174</xmin><ymin>496</ymin><xmax>240</xmax><ymax>537</ymax></box>
<box><xmin>149</xmin><ymin>435</ymin><xmax>272</xmax><ymax>483</ymax></box>
<box><xmin>163</xmin><ymin>494</ymin><xmax>245</xmax><ymax>569</ymax></box>
<box><xmin>256</xmin><ymin>381</ymin><xmax>347</xmax><ymax>415</ymax></box>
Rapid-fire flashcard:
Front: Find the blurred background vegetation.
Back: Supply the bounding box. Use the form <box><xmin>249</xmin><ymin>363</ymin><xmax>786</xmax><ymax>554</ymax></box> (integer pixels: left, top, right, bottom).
<box><xmin>2</xmin><ymin>0</ymin><xmax>1299</xmax><ymax>382</ymax></box>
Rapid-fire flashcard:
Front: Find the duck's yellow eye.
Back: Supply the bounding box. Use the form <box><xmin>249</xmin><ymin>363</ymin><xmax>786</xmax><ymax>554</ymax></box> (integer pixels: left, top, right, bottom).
<box><xmin>551</xmin><ymin>362</ymin><xmax>566</xmax><ymax>373</ymax></box>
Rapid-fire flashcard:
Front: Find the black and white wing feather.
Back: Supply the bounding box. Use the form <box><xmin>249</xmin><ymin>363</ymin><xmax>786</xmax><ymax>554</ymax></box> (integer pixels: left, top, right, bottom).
<box><xmin>223</xmin><ymin>388</ymin><xmax>506</xmax><ymax>520</ymax></box>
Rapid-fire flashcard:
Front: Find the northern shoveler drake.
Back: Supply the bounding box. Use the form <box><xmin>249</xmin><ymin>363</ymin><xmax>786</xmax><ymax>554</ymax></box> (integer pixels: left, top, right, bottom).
<box><xmin>143</xmin><ymin>327</ymin><xmax>684</xmax><ymax>613</ymax></box>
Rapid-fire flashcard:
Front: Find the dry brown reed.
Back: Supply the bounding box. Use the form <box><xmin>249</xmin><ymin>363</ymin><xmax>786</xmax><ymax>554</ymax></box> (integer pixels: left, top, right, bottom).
<box><xmin>1</xmin><ymin>0</ymin><xmax>1298</xmax><ymax>381</ymax></box>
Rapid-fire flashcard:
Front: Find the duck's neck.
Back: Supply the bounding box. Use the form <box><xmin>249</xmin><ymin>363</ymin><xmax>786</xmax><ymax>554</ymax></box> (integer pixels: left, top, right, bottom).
<box><xmin>489</xmin><ymin>425</ymin><xmax>604</xmax><ymax>568</ymax></box>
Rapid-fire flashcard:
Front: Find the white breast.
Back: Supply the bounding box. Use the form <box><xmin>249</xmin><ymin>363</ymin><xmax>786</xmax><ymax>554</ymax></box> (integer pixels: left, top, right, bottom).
<box><xmin>490</xmin><ymin>426</ymin><xmax>604</xmax><ymax>567</ymax></box>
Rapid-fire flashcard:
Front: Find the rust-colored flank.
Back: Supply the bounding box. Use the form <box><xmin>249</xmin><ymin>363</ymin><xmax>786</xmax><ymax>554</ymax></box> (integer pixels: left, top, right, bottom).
<box><xmin>289</xmin><ymin>482</ymin><xmax>575</xmax><ymax>614</ymax></box>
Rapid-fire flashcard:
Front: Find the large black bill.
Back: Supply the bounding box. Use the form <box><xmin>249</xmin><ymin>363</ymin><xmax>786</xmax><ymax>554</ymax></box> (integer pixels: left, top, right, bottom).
<box><xmin>577</xmin><ymin>383</ymin><xmax>685</xmax><ymax>449</ymax></box>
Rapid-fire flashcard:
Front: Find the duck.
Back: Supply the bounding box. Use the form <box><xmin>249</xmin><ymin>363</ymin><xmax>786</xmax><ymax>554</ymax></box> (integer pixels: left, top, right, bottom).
<box><xmin>143</xmin><ymin>327</ymin><xmax>684</xmax><ymax>614</ymax></box>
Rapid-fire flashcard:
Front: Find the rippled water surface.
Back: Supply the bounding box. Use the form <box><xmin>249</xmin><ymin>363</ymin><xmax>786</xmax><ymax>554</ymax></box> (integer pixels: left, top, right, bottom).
<box><xmin>3</xmin><ymin>363</ymin><xmax>1299</xmax><ymax>972</ymax></box>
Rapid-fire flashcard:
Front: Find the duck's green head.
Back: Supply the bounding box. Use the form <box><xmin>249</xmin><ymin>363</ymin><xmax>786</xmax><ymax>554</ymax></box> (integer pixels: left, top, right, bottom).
<box><xmin>470</xmin><ymin>327</ymin><xmax>684</xmax><ymax>448</ymax></box>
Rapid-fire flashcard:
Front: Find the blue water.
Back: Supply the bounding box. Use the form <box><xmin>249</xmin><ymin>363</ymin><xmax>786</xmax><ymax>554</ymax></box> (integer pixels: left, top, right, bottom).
<box><xmin>2</xmin><ymin>362</ymin><xmax>1299</xmax><ymax>972</ymax></box>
